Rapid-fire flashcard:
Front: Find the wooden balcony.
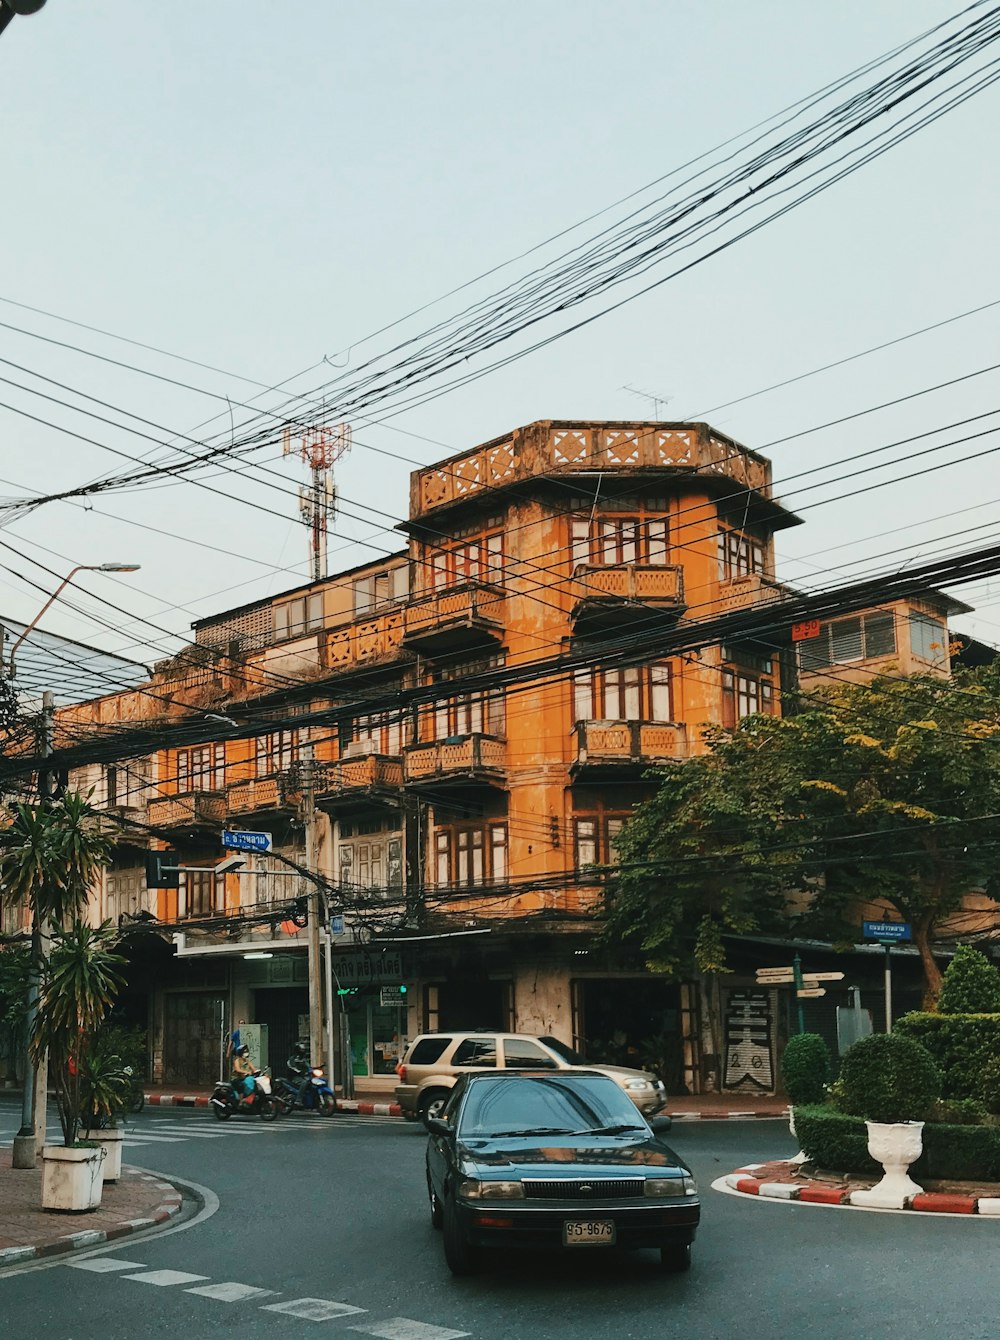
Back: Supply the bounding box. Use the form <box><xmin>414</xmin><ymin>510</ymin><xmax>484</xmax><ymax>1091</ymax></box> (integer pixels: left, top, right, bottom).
<box><xmin>148</xmin><ymin>791</ymin><xmax>226</xmax><ymax>830</ymax></box>
<box><xmin>314</xmin><ymin>754</ymin><xmax>404</xmax><ymax>814</ymax></box>
<box><xmin>571</xmin><ymin>564</ymin><xmax>685</xmax><ymax>635</ymax></box>
<box><xmin>403</xmin><ymin>582</ymin><xmax>505</xmax><ymax>656</ymax></box>
<box><xmin>403</xmin><ymin>734</ymin><xmax>506</xmax><ymax>791</ymax></box>
<box><xmin>323</xmin><ymin>606</ymin><xmax>410</xmax><ymax>678</ymax></box>
<box><xmin>227</xmin><ymin>775</ymin><xmax>298</xmax><ymax>817</ymax></box>
<box><xmin>571</xmin><ymin>720</ymin><xmax>688</xmax><ymax>777</ymax></box>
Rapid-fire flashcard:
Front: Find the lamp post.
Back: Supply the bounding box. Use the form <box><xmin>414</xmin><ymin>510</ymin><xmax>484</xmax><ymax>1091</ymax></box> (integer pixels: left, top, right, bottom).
<box><xmin>8</xmin><ymin>561</ymin><xmax>140</xmax><ymax>1169</ymax></box>
<box><xmin>0</xmin><ymin>1</ymin><xmax>47</xmax><ymax>42</ymax></box>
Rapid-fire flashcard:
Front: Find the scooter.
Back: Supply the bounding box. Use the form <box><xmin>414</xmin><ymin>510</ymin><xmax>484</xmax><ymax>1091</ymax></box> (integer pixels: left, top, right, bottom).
<box><xmin>211</xmin><ymin>1068</ymin><xmax>279</xmax><ymax>1121</ymax></box>
<box><xmin>275</xmin><ymin>1063</ymin><xmax>337</xmax><ymax>1116</ymax></box>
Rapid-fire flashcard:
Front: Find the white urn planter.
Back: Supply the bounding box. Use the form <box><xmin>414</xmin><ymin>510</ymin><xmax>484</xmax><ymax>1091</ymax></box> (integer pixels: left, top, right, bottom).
<box><xmin>788</xmin><ymin>1110</ymin><xmax>807</xmax><ymax>1166</ymax></box>
<box><xmin>80</xmin><ymin>1125</ymin><xmax>124</xmax><ymax>1184</ymax></box>
<box><xmin>41</xmin><ymin>1144</ymin><xmax>106</xmax><ymax>1212</ymax></box>
<box><xmin>851</xmin><ymin>1121</ymin><xmax>925</xmax><ymax>1209</ymax></box>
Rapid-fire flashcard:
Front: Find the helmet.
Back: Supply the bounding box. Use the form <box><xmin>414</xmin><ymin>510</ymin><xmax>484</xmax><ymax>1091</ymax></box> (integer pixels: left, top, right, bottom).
<box><xmin>236</xmin><ymin>1045</ymin><xmax>250</xmax><ymax>1057</ymax></box>
<box><xmin>293</xmin><ymin>1041</ymin><xmax>307</xmax><ymax>1055</ymax></box>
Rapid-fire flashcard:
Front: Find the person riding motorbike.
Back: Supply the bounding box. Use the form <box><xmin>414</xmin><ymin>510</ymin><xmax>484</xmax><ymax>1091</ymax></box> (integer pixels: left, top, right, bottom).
<box><xmin>286</xmin><ymin>1040</ymin><xmax>310</xmax><ymax>1105</ymax></box>
<box><xmin>231</xmin><ymin>1044</ymin><xmax>256</xmax><ymax>1107</ymax></box>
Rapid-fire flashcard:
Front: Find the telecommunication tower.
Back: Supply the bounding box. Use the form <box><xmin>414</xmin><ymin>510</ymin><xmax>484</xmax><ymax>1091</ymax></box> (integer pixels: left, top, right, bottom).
<box><xmin>282</xmin><ymin>423</ymin><xmax>352</xmax><ymax>582</ymax></box>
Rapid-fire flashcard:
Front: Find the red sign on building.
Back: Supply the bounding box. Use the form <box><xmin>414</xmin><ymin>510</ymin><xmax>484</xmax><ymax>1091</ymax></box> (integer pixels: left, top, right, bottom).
<box><xmin>791</xmin><ymin>619</ymin><xmax>821</xmax><ymax>642</ymax></box>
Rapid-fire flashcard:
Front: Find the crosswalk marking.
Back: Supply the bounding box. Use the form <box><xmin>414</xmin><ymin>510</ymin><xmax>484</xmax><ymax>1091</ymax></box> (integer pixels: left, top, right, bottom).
<box><xmin>351</xmin><ymin>1322</ymin><xmax>471</xmax><ymax>1340</ymax></box>
<box><xmin>68</xmin><ymin>1257</ymin><xmax>147</xmax><ymax>1273</ymax></box>
<box><xmin>186</xmin><ymin>1282</ymin><xmax>276</xmax><ymax>1302</ymax></box>
<box><xmin>263</xmin><ymin>1299</ymin><xmax>367</xmax><ymax>1321</ymax></box>
<box><xmin>123</xmin><ymin>1269</ymin><xmax>210</xmax><ymax>1287</ymax></box>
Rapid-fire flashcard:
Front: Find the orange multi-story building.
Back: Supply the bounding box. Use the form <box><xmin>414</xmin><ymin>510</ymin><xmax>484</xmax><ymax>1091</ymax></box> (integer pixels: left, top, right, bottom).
<box><xmin>51</xmin><ymin>419</ymin><xmax>974</xmax><ymax>1096</ymax></box>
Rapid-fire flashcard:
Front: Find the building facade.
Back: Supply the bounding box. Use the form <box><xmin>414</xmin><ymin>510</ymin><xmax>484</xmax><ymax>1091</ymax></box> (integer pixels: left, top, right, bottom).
<box><xmin>42</xmin><ymin>419</ymin><xmax>974</xmax><ymax>1095</ymax></box>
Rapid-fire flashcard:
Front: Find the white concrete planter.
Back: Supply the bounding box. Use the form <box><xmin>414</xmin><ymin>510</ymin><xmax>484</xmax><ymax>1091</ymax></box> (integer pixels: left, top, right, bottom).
<box><xmin>851</xmin><ymin>1120</ymin><xmax>925</xmax><ymax>1209</ymax></box>
<box><xmin>41</xmin><ymin>1144</ymin><xmax>106</xmax><ymax>1213</ymax></box>
<box><xmin>80</xmin><ymin>1125</ymin><xmax>124</xmax><ymax>1184</ymax></box>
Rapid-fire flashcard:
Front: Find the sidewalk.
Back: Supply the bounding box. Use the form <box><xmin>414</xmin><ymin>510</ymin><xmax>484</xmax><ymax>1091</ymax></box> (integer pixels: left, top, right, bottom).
<box><xmin>139</xmin><ymin>1084</ymin><xmax>790</xmax><ymax>1120</ymax></box>
<box><xmin>0</xmin><ymin>1150</ymin><xmax>184</xmax><ymax>1269</ymax></box>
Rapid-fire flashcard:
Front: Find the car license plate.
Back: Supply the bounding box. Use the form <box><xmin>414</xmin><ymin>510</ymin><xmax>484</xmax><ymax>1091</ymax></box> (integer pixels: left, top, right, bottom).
<box><xmin>563</xmin><ymin>1220</ymin><xmax>616</xmax><ymax>1246</ymax></box>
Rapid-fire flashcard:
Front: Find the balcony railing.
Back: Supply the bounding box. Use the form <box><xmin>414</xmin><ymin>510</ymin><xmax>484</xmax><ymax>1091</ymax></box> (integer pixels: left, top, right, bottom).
<box><xmin>314</xmin><ymin>754</ymin><xmax>404</xmax><ymax>811</ymax></box>
<box><xmin>571</xmin><ymin>563</ymin><xmax>685</xmax><ymax>632</ymax></box>
<box><xmin>148</xmin><ymin>790</ymin><xmax>227</xmax><ymax>829</ymax></box>
<box><xmin>404</xmin><ymin>733</ymin><xmax>506</xmax><ymax>785</ymax></box>
<box><xmin>227</xmin><ymin>775</ymin><xmax>298</xmax><ymax>816</ymax></box>
<box><xmin>412</xmin><ymin>421</ymin><xmax>774</xmax><ymax>517</ymax></box>
<box><xmin>403</xmin><ymin>582</ymin><xmax>505</xmax><ymax>655</ymax></box>
<box><xmin>323</xmin><ymin>606</ymin><xmax>409</xmax><ymax>676</ymax></box>
<box><xmin>572</xmin><ymin>720</ymin><xmax>688</xmax><ymax>773</ymax></box>
<box><xmin>716</xmin><ymin>574</ymin><xmax>792</xmax><ymax>613</ymax></box>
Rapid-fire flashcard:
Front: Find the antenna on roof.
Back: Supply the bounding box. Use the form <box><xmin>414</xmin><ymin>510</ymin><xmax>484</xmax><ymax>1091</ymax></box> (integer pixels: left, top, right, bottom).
<box><xmin>282</xmin><ymin>424</ymin><xmax>353</xmax><ymax>582</ymax></box>
<box><xmin>621</xmin><ymin>385</ymin><xmax>673</xmax><ymax>419</ymax></box>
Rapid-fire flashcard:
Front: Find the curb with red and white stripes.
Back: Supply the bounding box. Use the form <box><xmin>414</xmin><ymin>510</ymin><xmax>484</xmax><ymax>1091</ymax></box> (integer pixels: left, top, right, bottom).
<box><xmin>142</xmin><ymin>1093</ymin><xmax>403</xmax><ymax>1116</ymax></box>
<box><xmin>0</xmin><ymin>1172</ymin><xmax>183</xmax><ymax>1269</ymax></box>
<box><xmin>723</xmin><ymin>1163</ymin><xmax>1000</xmax><ymax>1216</ymax></box>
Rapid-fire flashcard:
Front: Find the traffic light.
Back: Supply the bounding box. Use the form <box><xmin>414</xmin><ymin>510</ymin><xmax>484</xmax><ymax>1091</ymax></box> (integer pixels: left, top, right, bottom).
<box><xmin>145</xmin><ymin>850</ymin><xmax>179</xmax><ymax>889</ymax></box>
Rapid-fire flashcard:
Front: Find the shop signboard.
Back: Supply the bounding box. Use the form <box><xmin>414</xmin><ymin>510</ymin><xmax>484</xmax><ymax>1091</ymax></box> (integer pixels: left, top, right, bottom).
<box><xmin>334</xmin><ymin>950</ymin><xmax>404</xmax><ymax>986</ymax></box>
<box><xmin>380</xmin><ymin>986</ymin><xmax>407</xmax><ymax>1007</ymax></box>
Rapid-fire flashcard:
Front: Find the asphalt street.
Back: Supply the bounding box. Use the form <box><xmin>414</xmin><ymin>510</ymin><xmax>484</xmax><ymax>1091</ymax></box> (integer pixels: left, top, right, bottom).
<box><xmin>2</xmin><ymin>1096</ymin><xmax>1000</xmax><ymax>1340</ymax></box>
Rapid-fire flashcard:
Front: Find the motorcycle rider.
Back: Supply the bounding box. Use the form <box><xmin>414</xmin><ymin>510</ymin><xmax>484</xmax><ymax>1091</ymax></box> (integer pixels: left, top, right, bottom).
<box><xmin>231</xmin><ymin>1044</ymin><xmax>256</xmax><ymax>1107</ymax></box>
<box><xmin>286</xmin><ymin>1040</ymin><xmax>310</xmax><ymax>1106</ymax></box>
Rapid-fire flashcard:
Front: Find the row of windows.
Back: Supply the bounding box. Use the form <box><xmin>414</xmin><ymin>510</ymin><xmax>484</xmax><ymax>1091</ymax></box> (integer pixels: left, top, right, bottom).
<box><xmin>427</xmin><ymin>530</ymin><xmax>504</xmax><ymax>590</ymax></box>
<box><xmin>573</xmin><ymin>664</ymin><xmax>672</xmax><ymax>723</ymax></box>
<box><xmin>570</xmin><ymin>515</ymin><xmax>669</xmax><ymax>569</ymax></box>
<box><xmin>340</xmin><ymin>834</ymin><xmax>403</xmax><ymax>894</ymax></box>
<box><xmin>717</xmin><ymin>528</ymin><xmax>766</xmax><ymax>582</ymax></box>
<box><xmin>798</xmin><ymin>610</ymin><xmax>947</xmax><ymax>671</ymax></box>
<box><xmin>433</xmin><ymin>823</ymin><xmax>509</xmax><ymax>888</ymax></box>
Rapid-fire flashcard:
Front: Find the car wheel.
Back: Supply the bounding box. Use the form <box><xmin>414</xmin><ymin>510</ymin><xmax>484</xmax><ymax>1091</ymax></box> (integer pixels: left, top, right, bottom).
<box><xmin>427</xmin><ymin>1172</ymin><xmax>443</xmax><ymax>1230</ymax></box>
<box><xmin>418</xmin><ymin>1090</ymin><xmax>449</xmax><ymax>1129</ymax></box>
<box><xmin>442</xmin><ymin>1198</ymin><xmax>479</xmax><ymax>1276</ymax></box>
<box><xmin>659</xmin><ymin>1244</ymin><xmax>691</xmax><ymax>1274</ymax></box>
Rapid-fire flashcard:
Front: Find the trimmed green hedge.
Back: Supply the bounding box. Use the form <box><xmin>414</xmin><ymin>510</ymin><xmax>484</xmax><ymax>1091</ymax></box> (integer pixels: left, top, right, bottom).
<box><xmin>793</xmin><ymin>1104</ymin><xmax>1000</xmax><ymax>1181</ymax></box>
<box><xmin>781</xmin><ymin>1033</ymin><xmax>830</xmax><ymax>1106</ymax></box>
<box><xmin>895</xmin><ymin>1012</ymin><xmax>1000</xmax><ymax>1100</ymax></box>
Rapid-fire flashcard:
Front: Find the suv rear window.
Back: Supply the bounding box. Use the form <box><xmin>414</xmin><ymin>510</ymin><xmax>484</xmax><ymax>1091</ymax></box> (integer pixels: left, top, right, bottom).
<box><xmin>407</xmin><ymin>1037</ymin><xmax>452</xmax><ymax>1065</ymax></box>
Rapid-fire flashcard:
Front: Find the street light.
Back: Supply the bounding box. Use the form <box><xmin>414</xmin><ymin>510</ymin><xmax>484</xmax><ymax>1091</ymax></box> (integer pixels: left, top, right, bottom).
<box><xmin>7</xmin><ymin>563</ymin><xmax>141</xmax><ymax>679</ymax></box>
<box><xmin>8</xmin><ymin>559</ymin><xmax>140</xmax><ymax>1169</ymax></box>
<box><xmin>0</xmin><ymin>1</ymin><xmax>47</xmax><ymax>41</ymax></box>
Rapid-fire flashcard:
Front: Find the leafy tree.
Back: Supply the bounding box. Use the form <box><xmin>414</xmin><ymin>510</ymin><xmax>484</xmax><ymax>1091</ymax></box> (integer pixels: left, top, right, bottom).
<box><xmin>604</xmin><ymin>671</ymin><xmax>1000</xmax><ymax>1004</ymax></box>
<box><xmin>1</xmin><ymin>793</ymin><xmax>112</xmax><ymax>927</ymax></box>
<box><xmin>937</xmin><ymin>945</ymin><xmax>1000</xmax><ymax>1014</ymax></box>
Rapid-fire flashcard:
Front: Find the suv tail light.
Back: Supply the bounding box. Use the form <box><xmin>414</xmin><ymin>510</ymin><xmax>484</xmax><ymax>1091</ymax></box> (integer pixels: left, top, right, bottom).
<box><xmin>396</xmin><ymin>1063</ymin><xmax>407</xmax><ymax>1083</ymax></box>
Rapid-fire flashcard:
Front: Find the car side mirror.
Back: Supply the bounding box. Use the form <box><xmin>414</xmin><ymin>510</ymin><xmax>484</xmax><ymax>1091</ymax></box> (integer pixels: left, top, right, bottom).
<box><xmin>425</xmin><ymin>1116</ymin><xmax>452</xmax><ymax>1138</ymax></box>
<box><xmin>648</xmin><ymin>1115</ymin><xmax>673</xmax><ymax>1134</ymax></box>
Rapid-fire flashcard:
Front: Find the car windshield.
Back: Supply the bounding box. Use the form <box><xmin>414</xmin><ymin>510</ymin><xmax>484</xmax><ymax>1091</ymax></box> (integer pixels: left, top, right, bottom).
<box><xmin>456</xmin><ymin>1074</ymin><xmax>647</xmax><ymax>1138</ymax></box>
<box><xmin>539</xmin><ymin>1036</ymin><xmax>586</xmax><ymax>1065</ymax></box>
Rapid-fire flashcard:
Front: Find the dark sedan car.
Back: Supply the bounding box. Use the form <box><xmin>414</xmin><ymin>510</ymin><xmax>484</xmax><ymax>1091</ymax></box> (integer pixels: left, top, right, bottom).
<box><xmin>425</xmin><ymin>1070</ymin><xmax>699</xmax><ymax>1276</ymax></box>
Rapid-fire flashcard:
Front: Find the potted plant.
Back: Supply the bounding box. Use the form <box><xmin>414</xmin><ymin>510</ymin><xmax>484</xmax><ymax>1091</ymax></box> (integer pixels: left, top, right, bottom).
<box><xmin>838</xmin><ymin>1032</ymin><xmax>941</xmax><ymax>1209</ymax></box>
<box><xmin>1</xmin><ymin>794</ymin><xmax>123</xmax><ymax>1211</ymax></box>
<box><xmin>78</xmin><ymin>1043</ymin><xmax>130</xmax><ymax>1184</ymax></box>
<box><xmin>32</xmin><ymin>921</ymin><xmax>126</xmax><ymax>1210</ymax></box>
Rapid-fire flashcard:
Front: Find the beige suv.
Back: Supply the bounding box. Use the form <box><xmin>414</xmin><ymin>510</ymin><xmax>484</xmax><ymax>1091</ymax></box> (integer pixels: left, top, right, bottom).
<box><xmin>395</xmin><ymin>1031</ymin><xmax>668</xmax><ymax>1126</ymax></box>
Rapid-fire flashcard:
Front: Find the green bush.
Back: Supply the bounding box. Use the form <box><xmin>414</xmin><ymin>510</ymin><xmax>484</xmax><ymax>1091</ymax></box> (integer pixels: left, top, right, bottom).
<box><xmin>839</xmin><ymin>1032</ymin><xmax>940</xmax><ymax>1123</ymax></box>
<box><xmin>895</xmin><ymin>1012</ymin><xmax>1000</xmax><ymax>1099</ymax></box>
<box><xmin>927</xmin><ymin>1097</ymin><xmax>988</xmax><ymax>1126</ymax></box>
<box><xmin>792</xmin><ymin>1105</ymin><xmax>878</xmax><ymax>1174</ymax></box>
<box><xmin>937</xmin><ymin>946</ymin><xmax>1000</xmax><ymax>1014</ymax></box>
<box><xmin>780</xmin><ymin>1033</ymin><xmax>830</xmax><ymax>1105</ymax></box>
<box><xmin>979</xmin><ymin>1056</ymin><xmax>1000</xmax><ymax>1115</ymax></box>
<box><xmin>794</xmin><ymin>1105</ymin><xmax>1000</xmax><ymax>1180</ymax></box>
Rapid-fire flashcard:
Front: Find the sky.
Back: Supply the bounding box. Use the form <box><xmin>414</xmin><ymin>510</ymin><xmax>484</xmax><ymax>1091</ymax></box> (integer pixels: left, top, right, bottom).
<box><xmin>1</xmin><ymin>1</ymin><xmax>998</xmax><ymax>686</ymax></box>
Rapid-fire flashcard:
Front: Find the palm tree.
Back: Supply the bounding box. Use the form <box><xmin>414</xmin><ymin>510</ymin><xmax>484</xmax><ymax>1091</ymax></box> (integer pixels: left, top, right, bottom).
<box><xmin>1</xmin><ymin>792</ymin><xmax>121</xmax><ymax>1146</ymax></box>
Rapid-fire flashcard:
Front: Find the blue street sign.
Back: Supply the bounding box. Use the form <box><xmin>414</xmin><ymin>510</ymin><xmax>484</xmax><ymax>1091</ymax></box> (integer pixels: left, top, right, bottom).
<box><xmin>329</xmin><ymin>914</ymin><xmax>345</xmax><ymax>936</ymax></box>
<box><xmin>863</xmin><ymin>920</ymin><xmax>912</xmax><ymax>943</ymax></box>
<box><xmin>222</xmin><ymin>829</ymin><xmax>272</xmax><ymax>853</ymax></box>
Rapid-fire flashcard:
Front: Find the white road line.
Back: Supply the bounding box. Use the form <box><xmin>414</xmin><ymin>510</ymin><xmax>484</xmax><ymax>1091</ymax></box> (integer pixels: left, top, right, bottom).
<box><xmin>115</xmin><ymin>1133</ymin><xmax>185</xmax><ymax>1144</ymax></box>
<box><xmin>67</xmin><ymin>1258</ymin><xmax>147</xmax><ymax>1273</ymax></box>
<box><xmin>262</xmin><ymin>1299</ymin><xmax>367</xmax><ymax>1322</ymax></box>
<box><xmin>187</xmin><ymin>1282</ymin><xmax>277</xmax><ymax>1302</ymax></box>
<box><xmin>350</xmin><ymin>1323</ymin><xmax>471</xmax><ymax>1340</ymax></box>
<box><xmin>131</xmin><ymin>1129</ymin><xmax>226</xmax><ymax>1139</ymax></box>
<box><xmin>122</xmin><ymin>1269</ymin><xmax>210</xmax><ymax>1287</ymax></box>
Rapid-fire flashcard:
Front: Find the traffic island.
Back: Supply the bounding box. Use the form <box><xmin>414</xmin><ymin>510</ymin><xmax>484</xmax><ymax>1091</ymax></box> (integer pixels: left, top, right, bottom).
<box><xmin>719</xmin><ymin>1157</ymin><xmax>1000</xmax><ymax>1215</ymax></box>
<box><xmin>0</xmin><ymin>1150</ymin><xmax>184</xmax><ymax>1268</ymax></box>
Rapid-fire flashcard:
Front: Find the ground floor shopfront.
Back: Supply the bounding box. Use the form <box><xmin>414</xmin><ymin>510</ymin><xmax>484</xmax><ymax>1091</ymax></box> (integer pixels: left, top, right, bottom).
<box><xmin>127</xmin><ymin>929</ymin><xmax>937</xmax><ymax>1095</ymax></box>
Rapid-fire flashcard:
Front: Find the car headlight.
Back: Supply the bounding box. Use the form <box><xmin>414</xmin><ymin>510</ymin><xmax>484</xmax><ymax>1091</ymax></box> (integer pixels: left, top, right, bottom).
<box><xmin>457</xmin><ymin>1179</ymin><xmax>525</xmax><ymax>1201</ymax></box>
<box><xmin>624</xmin><ymin>1079</ymin><xmax>651</xmax><ymax>1091</ymax></box>
<box><xmin>645</xmin><ymin>1176</ymin><xmax>698</xmax><ymax>1198</ymax></box>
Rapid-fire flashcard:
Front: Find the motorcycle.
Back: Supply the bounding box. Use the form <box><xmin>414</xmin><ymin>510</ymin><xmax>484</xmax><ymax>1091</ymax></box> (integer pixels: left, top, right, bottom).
<box><xmin>211</xmin><ymin>1068</ymin><xmax>279</xmax><ymax>1121</ymax></box>
<box><xmin>274</xmin><ymin>1063</ymin><xmax>337</xmax><ymax>1117</ymax></box>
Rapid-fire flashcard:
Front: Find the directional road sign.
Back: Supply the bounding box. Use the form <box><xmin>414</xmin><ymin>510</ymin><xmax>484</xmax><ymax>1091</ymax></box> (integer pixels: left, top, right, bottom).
<box><xmin>797</xmin><ymin>988</ymin><xmax>826</xmax><ymax>998</ymax></box>
<box><xmin>802</xmin><ymin>972</ymin><xmax>845</xmax><ymax>983</ymax></box>
<box><xmin>222</xmin><ymin>829</ymin><xmax>273</xmax><ymax>854</ymax></box>
<box><xmin>863</xmin><ymin>920</ymin><xmax>911</xmax><ymax>942</ymax></box>
<box><xmin>756</xmin><ymin>967</ymin><xmax>795</xmax><ymax>980</ymax></box>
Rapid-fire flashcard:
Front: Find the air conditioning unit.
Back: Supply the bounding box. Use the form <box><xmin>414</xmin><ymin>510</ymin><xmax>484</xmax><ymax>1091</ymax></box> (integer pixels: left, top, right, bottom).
<box><xmin>343</xmin><ymin>741</ymin><xmax>368</xmax><ymax>759</ymax></box>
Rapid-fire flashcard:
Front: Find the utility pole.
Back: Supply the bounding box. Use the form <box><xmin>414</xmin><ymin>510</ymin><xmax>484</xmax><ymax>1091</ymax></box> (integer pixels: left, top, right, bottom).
<box><xmin>300</xmin><ymin>744</ymin><xmax>324</xmax><ymax>1063</ymax></box>
<box><xmin>12</xmin><ymin>689</ymin><xmax>53</xmax><ymax>1169</ymax></box>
